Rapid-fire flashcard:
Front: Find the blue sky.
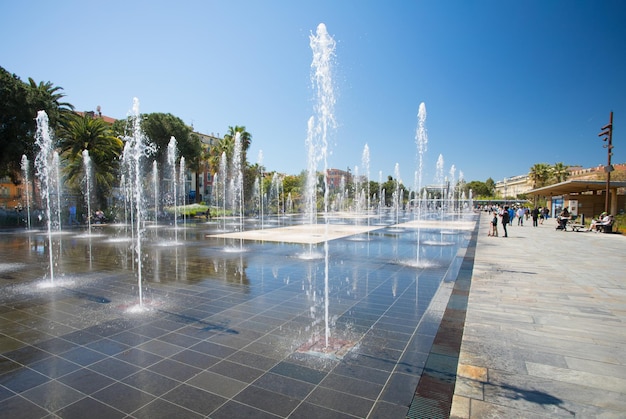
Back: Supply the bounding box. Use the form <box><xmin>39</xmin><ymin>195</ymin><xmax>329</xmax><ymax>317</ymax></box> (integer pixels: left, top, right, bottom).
<box><xmin>2</xmin><ymin>0</ymin><xmax>625</xmax><ymax>186</ymax></box>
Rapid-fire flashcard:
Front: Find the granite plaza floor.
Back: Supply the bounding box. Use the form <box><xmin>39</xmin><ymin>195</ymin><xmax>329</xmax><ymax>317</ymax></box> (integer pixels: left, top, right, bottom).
<box><xmin>0</xmin><ymin>214</ymin><xmax>476</xmax><ymax>418</ymax></box>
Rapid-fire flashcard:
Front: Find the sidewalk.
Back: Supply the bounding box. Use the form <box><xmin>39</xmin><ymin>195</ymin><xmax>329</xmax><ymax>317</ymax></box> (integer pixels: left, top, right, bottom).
<box><xmin>450</xmin><ymin>212</ymin><xmax>626</xmax><ymax>418</ymax></box>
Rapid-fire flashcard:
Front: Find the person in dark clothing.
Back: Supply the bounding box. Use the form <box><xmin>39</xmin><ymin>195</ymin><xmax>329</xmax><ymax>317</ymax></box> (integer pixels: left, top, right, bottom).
<box><xmin>501</xmin><ymin>206</ymin><xmax>510</xmax><ymax>237</ymax></box>
<box><xmin>531</xmin><ymin>207</ymin><xmax>540</xmax><ymax>227</ymax></box>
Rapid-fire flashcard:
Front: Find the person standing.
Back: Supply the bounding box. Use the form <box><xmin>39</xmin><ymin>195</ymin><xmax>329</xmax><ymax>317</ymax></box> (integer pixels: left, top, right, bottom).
<box><xmin>517</xmin><ymin>207</ymin><xmax>525</xmax><ymax>226</ymax></box>
<box><xmin>531</xmin><ymin>207</ymin><xmax>540</xmax><ymax>227</ymax></box>
<box><xmin>501</xmin><ymin>206</ymin><xmax>510</xmax><ymax>237</ymax></box>
<box><xmin>488</xmin><ymin>212</ymin><xmax>498</xmax><ymax>237</ymax></box>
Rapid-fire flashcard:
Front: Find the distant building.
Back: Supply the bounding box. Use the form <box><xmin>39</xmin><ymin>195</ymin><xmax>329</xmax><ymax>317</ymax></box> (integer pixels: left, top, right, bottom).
<box><xmin>77</xmin><ymin>106</ymin><xmax>117</xmax><ymax>125</ymax></box>
<box><xmin>494</xmin><ymin>164</ymin><xmax>626</xmax><ymax>199</ymax></box>
<box><xmin>326</xmin><ymin>168</ymin><xmax>351</xmax><ymax>190</ymax></box>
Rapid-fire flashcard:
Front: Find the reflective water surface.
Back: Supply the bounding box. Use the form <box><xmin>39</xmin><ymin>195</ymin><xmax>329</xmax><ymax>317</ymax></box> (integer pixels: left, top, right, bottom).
<box><xmin>0</xmin><ymin>213</ymin><xmax>476</xmax><ymax>418</ymax></box>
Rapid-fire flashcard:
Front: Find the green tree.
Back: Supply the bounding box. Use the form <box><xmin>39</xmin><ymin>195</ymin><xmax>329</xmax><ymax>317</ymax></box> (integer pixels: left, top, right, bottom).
<box><xmin>0</xmin><ymin>67</ymin><xmax>74</xmax><ymax>181</ymax></box>
<box><xmin>140</xmin><ymin>113</ymin><xmax>202</xmax><ymax>169</ymax></box>
<box><xmin>210</xmin><ymin>137</ymin><xmax>234</xmax><ymax>172</ymax></box>
<box><xmin>58</xmin><ymin>114</ymin><xmax>123</xmax><ymax>209</ymax></box>
<box><xmin>551</xmin><ymin>162</ymin><xmax>569</xmax><ymax>183</ymax></box>
<box><xmin>27</xmin><ymin>77</ymin><xmax>74</xmax><ymax>129</ymax></box>
<box><xmin>528</xmin><ymin>163</ymin><xmax>551</xmax><ymax>188</ymax></box>
<box><xmin>465</xmin><ymin>180</ymin><xmax>491</xmax><ymax>198</ymax></box>
<box><xmin>224</xmin><ymin>125</ymin><xmax>252</xmax><ymax>167</ymax></box>
<box><xmin>0</xmin><ymin>67</ymin><xmax>31</xmax><ymax>181</ymax></box>
<box><xmin>485</xmin><ymin>177</ymin><xmax>496</xmax><ymax>195</ymax></box>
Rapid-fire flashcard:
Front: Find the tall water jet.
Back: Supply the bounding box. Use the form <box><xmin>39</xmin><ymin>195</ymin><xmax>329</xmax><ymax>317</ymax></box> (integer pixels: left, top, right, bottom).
<box><xmin>415</xmin><ymin>103</ymin><xmax>428</xmax><ymax>265</ymax></box>
<box><xmin>449</xmin><ymin>164</ymin><xmax>456</xmax><ymax>216</ymax></box>
<box><xmin>167</xmin><ymin>137</ymin><xmax>179</xmax><ymax>241</ymax></box>
<box><xmin>53</xmin><ymin>152</ymin><xmax>62</xmax><ymax>230</ymax></box>
<box><xmin>179</xmin><ymin>156</ymin><xmax>186</xmax><ymax>237</ymax></box>
<box><xmin>231</xmin><ymin>132</ymin><xmax>244</xmax><ymax>235</ymax></box>
<box><xmin>378</xmin><ymin>170</ymin><xmax>383</xmax><ymax>219</ymax></box>
<box><xmin>152</xmin><ymin>161</ymin><xmax>159</xmax><ymax>225</ymax></box>
<box><xmin>305</xmin><ymin>23</ymin><xmax>336</xmax><ymax>226</ymax></box>
<box><xmin>20</xmin><ymin>155</ymin><xmax>32</xmax><ymax>230</ymax></box>
<box><xmin>256</xmin><ymin>150</ymin><xmax>264</xmax><ymax>228</ymax></box>
<box><xmin>362</xmin><ymin>144</ymin><xmax>370</xmax><ymax>227</ymax></box>
<box><xmin>219</xmin><ymin>152</ymin><xmax>227</xmax><ymax>230</ymax></box>
<box><xmin>34</xmin><ymin>111</ymin><xmax>56</xmax><ymax>283</ymax></box>
<box><xmin>353</xmin><ymin>165</ymin><xmax>360</xmax><ymax>218</ymax></box>
<box><xmin>122</xmin><ymin>98</ymin><xmax>155</xmax><ymax>308</ymax></box>
<box><xmin>308</xmin><ymin>23</ymin><xmax>336</xmax><ymax>348</ymax></box>
<box><xmin>270</xmin><ymin>173</ymin><xmax>281</xmax><ymax>220</ymax></box>
<box><xmin>394</xmin><ymin>163</ymin><xmax>402</xmax><ymax>225</ymax></box>
<box><xmin>82</xmin><ymin>150</ymin><xmax>93</xmax><ymax>235</ymax></box>
<box><xmin>436</xmin><ymin>154</ymin><xmax>445</xmax><ymax>219</ymax></box>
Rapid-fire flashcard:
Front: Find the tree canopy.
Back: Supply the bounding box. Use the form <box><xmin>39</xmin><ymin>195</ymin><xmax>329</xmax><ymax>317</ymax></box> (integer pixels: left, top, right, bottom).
<box><xmin>112</xmin><ymin>112</ymin><xmax>202</xmax><ymax>169</ymax></box>
<box><xmin>58</xmin><ymin>113</ymin><xmax>123</xmax><ymax>208</ymax></box>
<box><xmin>0</xmin><ymin>66</ymin><xmax>74</xmax><ymax>182</ymax></box>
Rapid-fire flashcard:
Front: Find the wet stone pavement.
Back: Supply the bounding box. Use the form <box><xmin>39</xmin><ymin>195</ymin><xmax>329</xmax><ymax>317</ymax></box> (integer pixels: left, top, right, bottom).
<box><xmin>0</xmin><ymin>215</ymin><xmax>476</xmax><ymax>418</ymax></box>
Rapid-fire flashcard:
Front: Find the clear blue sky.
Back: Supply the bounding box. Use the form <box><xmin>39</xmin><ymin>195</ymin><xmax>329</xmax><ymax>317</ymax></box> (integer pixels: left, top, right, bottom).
<box><xmin>2</xmin><ymin>0</ymin><xmax>625</xmax><ymax>186</ymax></box>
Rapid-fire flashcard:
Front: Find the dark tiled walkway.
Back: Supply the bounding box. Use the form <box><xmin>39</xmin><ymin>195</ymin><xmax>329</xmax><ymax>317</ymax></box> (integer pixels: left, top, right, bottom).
<box><xmin>0</xmin><ymin>217</ymin><xmax>475</xmax><ymax>418</ymax></box>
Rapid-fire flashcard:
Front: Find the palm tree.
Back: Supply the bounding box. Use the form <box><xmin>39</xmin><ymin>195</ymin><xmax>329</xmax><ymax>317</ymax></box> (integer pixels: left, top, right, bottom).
<box><xmin>528</xmin><ymin>163</ymin><xmax>552</xmax><ymax>189</ymax></box>
<box><xmin>224</xmin><ymin>126</ymin><xmax>252</xmax><ymax>166</ymax></box>
<box><xmin>207</xmin><ymin>136</ymin><xmax>234</xmax><ymax>175</ymax></box>
<box><xmin>58</xmin><ymin>113</ymin><xmax>123</xmax><ymax>209</ymax></box>
<box><xmin>551</xmin><ymin>162</ymin><xmax>569</xmax><ymax>183</ymax></box>
<box><xmin>27</xmin><ymin>78</ymin><xmax>74</xmax><ymax>128</ymax></box>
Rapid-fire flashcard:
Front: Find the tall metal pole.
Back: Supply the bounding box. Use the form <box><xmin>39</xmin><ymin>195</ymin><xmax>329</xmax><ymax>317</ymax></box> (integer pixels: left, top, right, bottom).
<box><xmin>603</xmin><ymin>112</ymin><xmax>614</xmax><ymax>214</ymax></box>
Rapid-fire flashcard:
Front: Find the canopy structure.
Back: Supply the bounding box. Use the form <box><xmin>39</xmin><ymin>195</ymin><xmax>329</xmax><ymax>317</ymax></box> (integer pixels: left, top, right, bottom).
<box><xmin>526</xmin><ymin>179</ymin><xmax>626</xmax><ymax>217</ymax></box>
<box><xmin>526</xmin><ymin>180</ymin><xmax>626</xmax><ymax>197</ymax></box>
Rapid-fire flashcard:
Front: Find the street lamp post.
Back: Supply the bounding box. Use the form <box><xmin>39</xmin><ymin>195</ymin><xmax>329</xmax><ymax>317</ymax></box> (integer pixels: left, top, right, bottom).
<box><xmin>598</xmin><ymin>112</ymin><xmax>614</xmax><ymax>214</ymax></box>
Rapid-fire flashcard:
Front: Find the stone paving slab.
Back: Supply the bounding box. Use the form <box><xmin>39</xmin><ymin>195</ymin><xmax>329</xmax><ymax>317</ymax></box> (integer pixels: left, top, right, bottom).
<box><xmin>450</xmin><ymin>212</ymin><xmax>626</xmax><ymax>418</ymax></box>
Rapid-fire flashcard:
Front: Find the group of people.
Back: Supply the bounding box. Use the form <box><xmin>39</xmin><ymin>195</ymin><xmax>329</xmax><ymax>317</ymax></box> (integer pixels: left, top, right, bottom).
<box><xmin>488</xmin><ymin>204</ymin><xmax>615</xmax><ymax>236</ymax></box>
<box><xmin>487</xmin><ymin>205</ymin><xmax>516</xmax><ymax>237</ymax></box>
<box><xmin>487</xmin><ymin>205</ymin><xmax>554</xmax><ymax>238</ymax></box>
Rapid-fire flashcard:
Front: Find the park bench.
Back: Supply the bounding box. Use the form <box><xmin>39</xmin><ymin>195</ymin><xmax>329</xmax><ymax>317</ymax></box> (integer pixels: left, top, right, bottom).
<box><xmin>596</xmin><ymin>218</ymin><xmax>614</xmax><ymax>233</ymax></box>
